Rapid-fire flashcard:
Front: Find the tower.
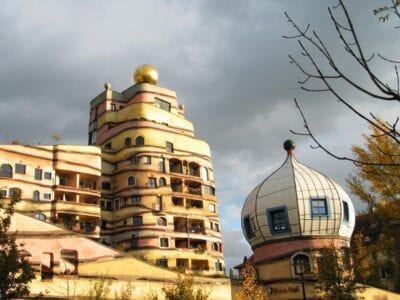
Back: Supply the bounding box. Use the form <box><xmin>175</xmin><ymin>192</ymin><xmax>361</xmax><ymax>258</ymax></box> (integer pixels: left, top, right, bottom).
<box><xmin>88</xmin><ymin>65</ymin><xmax>224</xmax><ymax>274</ymax></box>
<box><xmin>240</xmin><ymin>140</ymin><xmax>356</xmax><ymax>298</ymax></box>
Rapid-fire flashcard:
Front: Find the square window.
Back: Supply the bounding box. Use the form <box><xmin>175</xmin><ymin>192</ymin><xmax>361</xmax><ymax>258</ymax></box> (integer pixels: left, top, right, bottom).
<box><xmin>34</xmin><ymin>168</ymin><xmax>42</xmax><ymax>180</ymax></box>
<box><xmin>102</xmin><ymin>182</ymin><xmax>111</xmax><ymax>190</ymax></box>
<box><xmin>311</xmin><ymin>197</ymin><xmax>329</xmax><ymax>217</ymax></box>
<box><xmin>110</xmin><ymin>103</ymin><xmax>116</xmax><ymax>111</ymax></box>
<box><xmin>154</xmin><ymin>98</ymin><xmax>171</xmax><ymax>112</ymax></box>
<box><xmin>148</xmin><ymin>178</ymin><xmax>157</xmax><ymax>188</ymax></box>
<box><xmin>143</xmin><ymin>156</ymin><xmax>151</xmax><ymax>164</ymax></box>
<box><xmin>160</xmin><ymin>238</ymin><xmax>169</xmax><ymax>248</ymax></box>
<box><xmin>133</xmin><ymin>196</ymin><xmax>141</xmax><ymax>203</ymax></box>
<box><xmin>44</xmin><ymin>172</ymin><xmax>52</xmax><ymax>180</ymax></box>
<box><xmin>15</xmin><ymin>163</ymin><xmax>26</xmax><ymax>174</ymax></box>
<box><xmin>43</xmin><ymin>193</ymin><xmax>52</xmax><ymax>200</ymax></box>
<box><xmin>133</xmin><ymin>216</ymin><xmax>142</xmax><ymax>227</ymax></box>
<box><xmin>131</xmin><ymin>156</ymin><xmax>140</xmax><ymax>164</ymax></box>
<box><xmin>208</xmin><ymin>204</ymin><xmax>216</xmax><ymax>212</ymax></box>
<box><xmin>0</xmin><ymin>190</ymin><xmax>7</xmax><ymax>198</ymax></box>
<box><xmin>267</xmin><ymin>206</ymin><xmax>290</xmax><ymax>234</ymax></box>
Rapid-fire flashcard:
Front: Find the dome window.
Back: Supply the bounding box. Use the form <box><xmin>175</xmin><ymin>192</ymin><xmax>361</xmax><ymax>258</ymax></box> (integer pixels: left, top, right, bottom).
<box><xmin>310</xmin><ymin>197</ymin><xmax>329</xmax><ymax>218</ymax></box>
<box><xmin>267</xmin><ymin>206</ymin><xmax>290</xmax><ymax>234</ymax></box>
<box><xmin>243</xmin><ymin>216</ymin><xmax>255</xmax><ymax>239</ymax></box>
<box><xmin>342</xmin><ymin>201</ymin><xmax>350</xmax><ymax>223</ymax></box>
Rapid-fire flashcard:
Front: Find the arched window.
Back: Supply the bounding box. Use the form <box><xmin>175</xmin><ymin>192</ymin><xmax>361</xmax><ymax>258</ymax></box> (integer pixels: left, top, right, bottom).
<box><xmin>33</xmin><ymin>190</ymin><xmax>40</xmax><ymax>202</ymax></box>
<box><xmin>135</xmin><ymin>136</ymin><xmax>144</xmax><ymax>145</ymax></box>
<box><xmin>125</xmin><ymin>137</ymin><xmax>131</xmax><ymax>146</ymax></box>
<box><xmin>128</xmin><ymin>176</ymin><xmax>136</xmax><ymax>186</ymax></box>
<box><xmin>35</xmin><ymin>213</ymin><xmax>46</xmax><ymax>221</ymax></box>
<box><xmin>291</xmin><ymin>252</ymin><xmax>311</xmax><ymax>276</ymax></box>
<box><xmin>159</xmin><ymin>177</ymin><xmax>166</xmax><ymax>187</ymax></box>
<box><xmin>157</xmin><ymin>217</ymin><xmax>167</xmax><ymax>226</ymax></box>
<box><xmin>0</xmin><ymin>164</ymin><xmax>12</xmax><ymax>178</ymax></box>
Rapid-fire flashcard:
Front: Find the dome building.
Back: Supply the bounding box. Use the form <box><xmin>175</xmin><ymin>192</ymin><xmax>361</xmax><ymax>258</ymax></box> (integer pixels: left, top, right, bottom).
<box><xmin>240</xmin><ymin>140</ymin><xmax>355</xmax><ymax>299</ymax></box>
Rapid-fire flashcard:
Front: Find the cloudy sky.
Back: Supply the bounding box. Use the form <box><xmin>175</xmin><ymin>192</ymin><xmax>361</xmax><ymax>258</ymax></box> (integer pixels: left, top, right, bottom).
<box><xmin>1</xmin><ymin>0</ymin><xmax>399</xmax><ymax>271</ymax></box>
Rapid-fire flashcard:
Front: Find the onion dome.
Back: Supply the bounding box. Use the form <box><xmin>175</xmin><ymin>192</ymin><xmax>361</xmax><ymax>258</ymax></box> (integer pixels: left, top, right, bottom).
<box><xmin>133</xmin><ymin>64</ymin><xmax>159</xmax><ymax>85</ymax></box>
<box><xmin>241</xmin><ymin>140</ymin><xmax>355</xmax><ymax>249</ymax></box>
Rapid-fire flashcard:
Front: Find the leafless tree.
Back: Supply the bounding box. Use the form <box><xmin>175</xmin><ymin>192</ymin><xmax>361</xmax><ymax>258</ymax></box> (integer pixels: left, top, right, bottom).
<box><xmin>284</xmin><ymin>0</ymin><xmax>400</xmax><ymax>166</ymax></box>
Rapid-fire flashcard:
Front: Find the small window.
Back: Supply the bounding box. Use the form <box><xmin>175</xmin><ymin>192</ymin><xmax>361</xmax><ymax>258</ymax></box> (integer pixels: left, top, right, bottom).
<box><xmin>133</xmin><ymin>216</ymin><xmax>143</xmax><ymax>227</ymax></box>
<box><xmin>89</xmin><ymin>130</ymin><xmax>97</xmax><ymax>145</ymax></box>
<box><xmin>43</xmin><ymin>193</ymin><xmax>51</xmax><ymax>200</ymax></box>
<box><xmin>215</xmin><ymin>261</ymin><xmax>223</xmax><ymax>272</ymax></box>
<box><xmin>0</xmin><ymin>164</ymin><xmax>13</xmax><ymax>178</ymax></box>
<box><xmin>33</xmin><ymin>190</ymin><xmax>40</xmax><ymax>202</ymax></box>
<box><xmin>204</xmin><ymin>185</ymin><xmax>215</xmax><ymax>195</ymax></box>
<box><xmin>35</xmin><ymin>213</ymin><xmax>46</xmax><ymax>221</ymax></box>
<box><xmin>102</xmin><ymin>181</ymin><xmax>111</xmax><ymax>190</ymax></box>
<box><xmin>128</xmin><ymin>176</ymin><xmax>136</xmax><ymax>186</ymax></box>
<box><xmin>131</xmin><ymin>235</ymin><xmax>138</xmax><ymax>249</ymax></box>
<box><xmin>160</xmin><ymin>238</ymin><xmax>169</xmax><ymax>248</ymax></box>
<box><xmin>15</xmin><ymin>163</ymin><xmax>26</xmax><ymax>174</ymax></box>
<box><xmin>201</xmin><ymin>167</ymin><xmax>209</xmax><ymax>181</ymax></box>
<box><xmin>125</xmin><ymin>137</ymin><xmax>131</xmax><ymax>146</ymax></box>
<box><xmin>209</xmin><ymin>204</ymin><xmax>216</xmax><ymax>212</ymax></box>
<box><xmin>343</xmin><ymin>201</ymin><xmax>350</xmax><ymax>223</ymax></box>
<box><xmin>154</xmin><ymin>98</ymin><xmax>171</xmax><ymax>112</ymax></box>
<box><xmin>166</xmin><ymin>142</ymin><xmax>174</xmax><ymax>153</ymax></box>
<box><xmin>0</xmin><ymin>190</ymin><xmax>6</xmax><ymax>198</ymax></box>
<box><xmin>157</xmin><ymin>217</ymin><xmax>167</xmax><ymax>226</ymax></box>
<box><xmin>214</xmin><ymin>223</ymin><xmax>220</xmax><ymax>232</ymax></box>
<box><xmin>133</xmin><ymin>195</ymin><xmax>141</xmax><ymax>203</ymax></box>
<box><xmin>159</xmin><ymin>157</ymin><xmax>165</xmax><ymax>172</ymax></box>
<box><xmin>156</xmin><ymin>258</ymin><xmax>168</xmax><ymax>268</ymax></box>
<box><xmin>148</xmin><ymin>178</ymin><xmax>157</xmax><ymax>188</ymax></box>
<box><xmin>9</xmin><ymin>188</ymin><xmax>21</xmax><ymax>198</ymax></box>
<box><xmin>267</xmin><ymin>206</ymin><xmax>290</xmax><ymax>234</ymax></box>
<box><xmin>243</xmin><ymin>216</ymin><xmax>255</xmax><ymax>238</ymax></box>
<box><xmin>34</xmin><ymin>168</ymin><xmax>42</xmax><ymax>180</ymax></box>
<box><xmin>110</xmin><ymin>103</ymin><xmax>117</xmax><ymax>111</ymax></box>
<box><xmin>131</xmin><ymin>156</ymin><xmax>140</xmax><ymax>164</ymax></box>
<box><xmin>143</xmin><ymin>156</ymin><xmax>151</xmax><ymax>164</ymax></box>
<box><xmin>104</xmin><ymin>142</ymin><xmax>112</xmax><ymax>149</ymax></box>
<box><xmin>135</xmin><ymin>136</ymin><xmax>144</xmax><ymax>145</ymax></box>
<box><xmin>311</xmin><ymin>197</ymin><xmax>329</xmax><ymax>218</ymax></box>
<box><xmin>159</xmin><ymin>177</ymin><xmax>166</xmax><ymax>186</ymax></box>
<box><xmin>44</xmin><ymin>172</ymin><xmax>52</xmax><ymax>180</ymax></box>
<box><xmin>292</xmin><ymin>253</ymin><xmax>311</xmax><ymax>276</ymax></box>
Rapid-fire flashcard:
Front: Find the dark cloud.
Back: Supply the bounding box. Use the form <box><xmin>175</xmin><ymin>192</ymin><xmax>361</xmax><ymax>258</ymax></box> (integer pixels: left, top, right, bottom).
<box><xmin>0</xmin><ymin>0</ymin><xmax>398</xmax><ymax>271</ymax></box>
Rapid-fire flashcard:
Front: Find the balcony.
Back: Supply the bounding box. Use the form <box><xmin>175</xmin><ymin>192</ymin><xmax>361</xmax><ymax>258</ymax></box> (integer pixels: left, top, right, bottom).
<box><xmin>54</xmin><ymin>200</ymin><xmax>100</xmax><ymax>217</ymax></box>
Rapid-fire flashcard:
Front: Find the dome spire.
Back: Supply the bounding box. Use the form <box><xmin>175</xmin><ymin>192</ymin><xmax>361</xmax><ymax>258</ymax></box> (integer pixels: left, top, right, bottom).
<box><xmin>283</xmin><ymin>139</ymin><xmax>296</xmax><ymax>155</ymax></box>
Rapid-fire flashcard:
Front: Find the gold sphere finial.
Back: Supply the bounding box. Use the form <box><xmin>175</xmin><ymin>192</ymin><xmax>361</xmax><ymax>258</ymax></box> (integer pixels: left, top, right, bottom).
<box><xmin>133</xmin><ymin>64</ymin><xmax>158</xmax><ymax>85</ymax></box>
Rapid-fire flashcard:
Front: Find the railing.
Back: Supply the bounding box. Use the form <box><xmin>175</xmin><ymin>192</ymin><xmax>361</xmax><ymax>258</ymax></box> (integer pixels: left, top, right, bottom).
<box><xmin>186</xmin><ymin>187</ymin><xmax>202</xmax><ymax>195</ymax></box>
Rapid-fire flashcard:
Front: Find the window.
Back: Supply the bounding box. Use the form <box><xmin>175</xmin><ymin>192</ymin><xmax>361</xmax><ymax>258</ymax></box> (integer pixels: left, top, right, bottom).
<box><xmin>35</xmin><ymin>213</ymin><xmax>46</xmax><ymax>221</ymax></box>
<box><xmin>131</xmin><ymin>235</ymin><xmax>138</xmax><ymax>249</ymax></box>
<box><xmin>9</xmin><ymin>188</ymin><xmax>21</xmax><ymax>198</ymax></box>
<box><xmin>143</xmin><ymin>156</ymin><xmax>151</xmax><ymax>164</ymax></box>
<box><xmin>34</xmin><ymin>168</ymin><xmax>42</xmax><ymax>180</ymax></box>
<box><xmin>311</xmin><ymin>197</ymin><xmax>329</xmax><ymax>217</ymax></box>
<box><xmin>135</xmin><ymin>136</ymin><xmax>144</xmax><ymax>145</ymax></box>
<box><xmin>128</xmin><ymin>176</ymin><xmax>136</xmax><ymax>186</ymax></box>
<box><xmin>133</xmin><ymin>216</ymin><xmax>143</xmax><ymax>227</ymax></box>
<box><xmin>215</xmin><ymin>261</ymin><xmax>223</xmax><ymax>272</ymax></box>
<box><xmin>131</xmin><ymin>156</ymin><xmax>140</xmax><ymax>164</ymax></box>
<box><xmin>110</xmin><ymin>103</ymin><xmax>116</xmax><ymax>111</ymax></box>
<box><xmin>212</xmin><ymin>242</ymin><xmax>219</xmax><ymax>251</ymax></box>
<box><xmin>159</xmin><ymin>177</ymin><xmax>166</xmax><ymax>186</ymax></box>
<box><xmin>148</xmin><ymin>178</ymin><xmax>157</xmax><ymax>188</ymax></box>
<box><xmin>267</xmin><ymin>206</ymin><xmax>290</xmax><ymax>234</ymax></box>
<box><xmin>89</xmin><ymin>130</ymin><xmax>97</xmax><ymax>144</ymax></box>
<box><xmin>157</xmin><ymin>217</ymin><xmax>167</xmax><ymax>226</ymax></box>
<box><xmin>160</xmin><ymin>238</ymin><xmax>169</xmax><ymax>248</ymax></box>
<box><xmin>104</xmin><ymin>142</ymin><xmax>112</xmax><ymax>149</ymax></box>
<box><xmin>201</xmin><ymin>167</ymin><xmax>209</xmax><ymax>181</ymax></box>
<box><xmin>166</xmin><ymin>142</ymin><xmax>174</xmax><ymax>153</ymax></box>
<box><xmin>33</xmin><ymin>191</ymin><xmax>40</xmax><ymax>202</ymax></box>
<box><xmin>214</xmin><ymin>223</ymin><xmax>220</xmax><ymax>232</ymax></box>
<box><xmin>156</xmin><ymin>258</ymin><xmax>168</xmax><ymax>268</ymax></box>
<box><xmin>125</xmin><ymin>137</ymin><xmax>131</xmax><ymax>146</ymax></box>
<box><xmin>292</xmin><ymin>253</ymin><xmax>311</xmax><ymax>276</ymax></box>
<box><xmin>102</xmin><ymin>181</ymin><xmax>111</xmax><ymax>190</ymax></box>
<box><xmin>154</xmin><ymin>98</ymin><xmax>171</xmax><ymax>112</ymax></box>
<box><xmin>44</xmin><ymin>172</ymin><xmax>52</xmax><ymax>180</ymax></box>
<box><xmin>204</xmin><ymin>185</ymin><xmax>215</xmax><ymax>195</ymax></box>
<box><xmin>15</xmin><ymin>163</ymin><xmax>26</xmax><ymax>174</ymax></box>
<box><xmin>243</xmin><ymin>216</ymin><xmax>255</xmax><ymax>238</ymax></box>
<box><xmin>0</xmin><ymin>164</ymin><xmax>13</xmax><ymax>178</ymax></box>
<box><xmin>133</xmin><ymin>195</ymin><xmax>141</xmax><ymax>203</ymax></box>
<box><xmin>43</xmin><ymin>193</ymin><xmax>51</xmax><ymax>200</ymax></box>
<box><xmin>0</xmin><ymin>190</ymin><xmax>6</xmax><ymax>198</ymax></box>
<box><xmin>159</xmin><ymin>157</ymin><xmax>165</xmax><ymax>172</ymax></box>
<box><xmin>343</xmin><ymin>201</ymin><xmax>350</xmax><ymax>223</ymax></box>
<box><xmin>209</xmin><ymin>204</ymin><xmax>216</xmax><ymax>212</ymax></box>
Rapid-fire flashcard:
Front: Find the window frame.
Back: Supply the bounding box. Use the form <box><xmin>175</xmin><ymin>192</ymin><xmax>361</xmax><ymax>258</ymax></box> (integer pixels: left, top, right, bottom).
<box><xmin>133</xmin><ymin>215</ymin><xmax>143</xmax><ymax>227</ymax></box>
<box><xmin>34</xmin><ymin>168</ymin><xmax>43</xmax><ymax>180</ymax></box>
<box><xmin>267</xmin><ymin>205</ymin><xmax>291</xmax><ymax>234</ymax></box>
<box><xmin>135</xmin><ymin>136</ymin><xmax>144</xmax><ymax>145</ymax></box>
<box><xmin>44</xmin><ymin>171</ymin><xmax>52</xmax><ymax>180</ymax></box>
<box><xmin>243</xmin><ymin>215</ymin><xmax>255</xmax><ymax>239</ymax></box>
<box><xmin>310</xmin><ymin>197</ymin><xmax>330</xmax><ymax>218</ymax></box>
<box><xmin>33</xmin><ymin>190</ymin><xmax>40</xmax><ymax>202</ymax></box>
<box><xmin>154</xmin><ymin>98</ymin><xmax>171</xmax><ymax>112</ymax></box>
<box><xmin>0</xmin><ymin>164</ymin><xmax>13</xmax><ymax>178</ymax></box>
<box><xmin>148</xmin><ymin>177</ymin><xmax>157</xmax><ymax>188</ymax></box>
<box><xmin>159</xmin><ymin>237</ymin><xmax>170</xmax><ymax>248</ymax></box>
<box><xmin>128</xmin><ymin>176</ymin><xmax>136</xmax><ymax>186</ymax></box>
<box><xmin>166</xmin><ymin>142</ymin><xmax>174</xmax><ymax>153</ymax></box>
<box><xmin>15</xmin><ymin>163</ymin><xmax>26</xmax><ymax>174</ymax></box>
<box><xmin>343</xmin><ymin>201</ymin><xmax>350</xmax><ymax>223</ymax></box>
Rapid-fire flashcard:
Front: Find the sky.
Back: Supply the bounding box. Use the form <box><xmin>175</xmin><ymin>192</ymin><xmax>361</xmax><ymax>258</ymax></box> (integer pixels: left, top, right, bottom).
<box><xmin>0</xmin><ymin>0</ymin><xmax>399</xmax><ymax>272</ymax></box>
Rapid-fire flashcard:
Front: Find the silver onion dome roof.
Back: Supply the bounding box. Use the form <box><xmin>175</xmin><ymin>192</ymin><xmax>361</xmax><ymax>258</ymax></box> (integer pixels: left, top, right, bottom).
<box><xmin>241</xmin><ymin>140</ymin><xmax>355</xmax><ymax>249</ymax></box>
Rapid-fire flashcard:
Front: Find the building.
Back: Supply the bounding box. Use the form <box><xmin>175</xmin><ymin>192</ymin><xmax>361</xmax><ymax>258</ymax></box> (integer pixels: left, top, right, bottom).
<box><xmin>239</xmin><ymin>140</ymin><xmax>356</xmax><ymax>299</ymax></box>
<box><xmin>0</xmin><ymin>144</ymin><xmax>102</xmax><ymax>239</ymax></box>
<box><xmin>87</xmin><ymin>64</ymin><xmax>224</xmax><ymax>274</ymax></box>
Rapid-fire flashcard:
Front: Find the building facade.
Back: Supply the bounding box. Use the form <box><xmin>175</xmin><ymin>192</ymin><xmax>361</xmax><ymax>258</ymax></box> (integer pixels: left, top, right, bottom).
<box><xmin>88</xmin><ymin>65</ymin><xmax>224</xmax><ymax>274</ymax></box>
<box><xmin>0</xmin><ymin>145</ymin><xmax>102</xmax><ymax>239</ymax></box>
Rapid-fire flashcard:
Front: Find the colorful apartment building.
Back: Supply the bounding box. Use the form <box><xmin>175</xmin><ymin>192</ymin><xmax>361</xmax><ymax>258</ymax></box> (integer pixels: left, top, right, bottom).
<box><xmin>87</xmin><ymin>65</ymin><xmax>224</xmax><ymax>274</ymax></box>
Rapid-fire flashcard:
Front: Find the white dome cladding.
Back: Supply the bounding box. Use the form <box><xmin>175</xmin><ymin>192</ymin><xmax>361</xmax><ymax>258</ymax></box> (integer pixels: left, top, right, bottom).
<box><xmin>241</xmin><ymin>141</ymin><xmax>355</xmax><ymax>248</ymax></box>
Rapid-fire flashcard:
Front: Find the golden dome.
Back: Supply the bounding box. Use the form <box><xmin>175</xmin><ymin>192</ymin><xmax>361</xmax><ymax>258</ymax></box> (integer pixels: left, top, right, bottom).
<box><xmin>133</xmin><ymin>64</ymin><xmax>159</xmax><ymax>85</ymax></box>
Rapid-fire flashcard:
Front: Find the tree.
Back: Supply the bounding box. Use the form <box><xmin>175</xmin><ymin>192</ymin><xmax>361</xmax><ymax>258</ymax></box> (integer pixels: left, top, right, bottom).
<box><xmin>0</xmin><ymin>189</ymin><xmax>35</xmax><ymax>299</ymax></box>
<box><xmin>351</xmin><ymin>232</ymin><xmax>371</xmax><ymax>285</ymax></box>
<box><xmin>316</xmin><ymin>244</ymin><xmax>360</xmax><ymax>300</ymax></box>
<box><xmin>162</xmin><ymin>273</ymin><xmax>209</xmax><ymax>300</ymax></box>
<box><xmin>284</xmin><ymin>0</ymin><xmax>400</xmax><ymax>166</ymax></box>
<box><xmin>235</xmin><ymin>261</ymin><xmax>267</xmax><ymax>300</ymax></box>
